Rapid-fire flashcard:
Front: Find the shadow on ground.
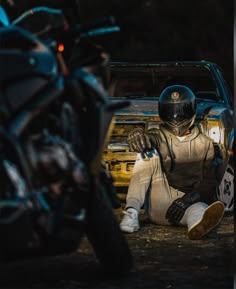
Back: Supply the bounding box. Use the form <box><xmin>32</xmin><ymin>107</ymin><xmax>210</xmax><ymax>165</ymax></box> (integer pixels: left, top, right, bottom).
<box><xmin>0</xmin><ymin>210</ymin><xmax>233</xmax><ymax>289</ymax></box>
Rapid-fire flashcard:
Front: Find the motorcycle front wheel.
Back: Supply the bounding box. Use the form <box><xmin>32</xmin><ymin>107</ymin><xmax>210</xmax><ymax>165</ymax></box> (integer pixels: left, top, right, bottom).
<box><xmin>85</xmin><ymin>181</ymin><xmax>133</xmax><ymax>276</ymax></box>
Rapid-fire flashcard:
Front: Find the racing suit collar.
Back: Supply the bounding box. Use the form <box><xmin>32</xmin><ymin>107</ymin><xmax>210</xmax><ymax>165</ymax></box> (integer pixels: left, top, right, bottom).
<box><xmin>160</xmin><ymin>124</ymin><xmax>200</xmax><ymax>142</ymax></box>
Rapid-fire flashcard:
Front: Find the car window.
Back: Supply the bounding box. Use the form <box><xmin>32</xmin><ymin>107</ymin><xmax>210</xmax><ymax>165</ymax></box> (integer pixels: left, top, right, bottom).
<box><xmin>109</xmin><ymin>66</ymin><xmax>222</xmax><ymax>102</ymax></box>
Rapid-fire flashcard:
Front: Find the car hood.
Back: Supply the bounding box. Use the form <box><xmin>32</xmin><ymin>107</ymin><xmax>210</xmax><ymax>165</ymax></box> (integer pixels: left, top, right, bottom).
<box><xmin>111</xmin><ymin>98</ymin><xmax>231</xmax><ymax>120</ymax></box>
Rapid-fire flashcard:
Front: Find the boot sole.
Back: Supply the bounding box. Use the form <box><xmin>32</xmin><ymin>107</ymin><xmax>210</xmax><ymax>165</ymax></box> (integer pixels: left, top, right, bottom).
<box><xmin>188</xmin><ymin>201</ymin><xmax>225</xmax><ymax>240</ymax></box>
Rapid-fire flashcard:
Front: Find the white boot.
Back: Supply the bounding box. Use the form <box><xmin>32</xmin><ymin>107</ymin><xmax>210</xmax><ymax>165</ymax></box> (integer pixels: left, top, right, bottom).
<box><xmin>120</xmin><ymin>208</ymin><xmax>140</xmax><ymax>233</ymax></box>
<box><xmin>187</xmin><ymin>201</ymin><xmax>225</xmax><ymax>240</ymax></box>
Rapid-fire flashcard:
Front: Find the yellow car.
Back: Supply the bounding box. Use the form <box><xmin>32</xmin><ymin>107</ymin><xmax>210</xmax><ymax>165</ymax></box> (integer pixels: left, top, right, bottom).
<box><xmin>103</xmin><ymin>61</ymin><xmax>234</xmax><ymax>213</ymax></box>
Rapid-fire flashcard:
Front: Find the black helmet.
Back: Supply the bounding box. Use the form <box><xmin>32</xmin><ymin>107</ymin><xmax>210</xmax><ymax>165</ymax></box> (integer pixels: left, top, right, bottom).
<box><xmin>158</xmin><ymin>85</ymin><xmax>196</xmax><ymax>136</ymax></box>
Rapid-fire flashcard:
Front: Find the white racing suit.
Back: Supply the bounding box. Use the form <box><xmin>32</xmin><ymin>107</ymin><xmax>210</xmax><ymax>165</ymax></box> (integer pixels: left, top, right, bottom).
<box><xmin>125</xmin><ymin>125</ymin><xmax>224</xmax><ymax>230</ymax></box>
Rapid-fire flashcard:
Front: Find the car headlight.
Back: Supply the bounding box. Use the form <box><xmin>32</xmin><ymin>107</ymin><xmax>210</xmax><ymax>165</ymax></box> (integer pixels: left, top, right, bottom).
<box><xmin>207</xmin><ymin>123</ymin><xmax>224</xmax><ymax>144</ymax></box>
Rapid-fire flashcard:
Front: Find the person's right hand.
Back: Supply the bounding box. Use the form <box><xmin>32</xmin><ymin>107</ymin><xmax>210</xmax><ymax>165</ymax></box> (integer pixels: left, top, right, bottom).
<box><xmin>127</xmin><ymin>127</ymin><xmax>152</xmax><ymax>152</ymax></box>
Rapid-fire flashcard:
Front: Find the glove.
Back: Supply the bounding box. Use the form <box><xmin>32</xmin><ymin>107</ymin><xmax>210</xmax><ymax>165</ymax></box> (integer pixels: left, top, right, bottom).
<box><xmin>165</xmin><ymin>192</ymin><xmax>200</xmax><ymax>225</ymax></box>
<box><xmin>127</xmin><ymin>127</ymin><xmax>152</xmax><ymax>152</ymax></box>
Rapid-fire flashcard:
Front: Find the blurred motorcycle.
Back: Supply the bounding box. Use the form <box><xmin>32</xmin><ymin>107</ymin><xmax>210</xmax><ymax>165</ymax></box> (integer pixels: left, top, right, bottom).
<box><xmin>0</xmin><ymin>4</ymin><xmax>132</xmax><ymax>276</ymax></box>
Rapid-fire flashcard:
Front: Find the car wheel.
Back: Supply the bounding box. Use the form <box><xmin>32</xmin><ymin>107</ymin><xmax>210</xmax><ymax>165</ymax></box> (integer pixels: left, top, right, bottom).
<box><xmin>217</xmin><ymin>162</ymin><xmax>234</xmax><ymax>213</ymax></box>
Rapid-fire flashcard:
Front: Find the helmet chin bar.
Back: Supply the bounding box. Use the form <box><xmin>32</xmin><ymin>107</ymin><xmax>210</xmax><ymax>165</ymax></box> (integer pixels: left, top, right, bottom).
<box><xmin>164</xmin><ymin>115</ymin><xmax>196</xmax><ymax>136</ymax></box>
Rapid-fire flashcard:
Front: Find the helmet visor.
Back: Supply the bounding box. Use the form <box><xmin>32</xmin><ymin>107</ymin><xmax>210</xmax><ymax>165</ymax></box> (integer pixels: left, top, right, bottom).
<box><xmin>159</xmin><ymin>102</ymin><xmax>196</xmax><ymax>122</ymax></box>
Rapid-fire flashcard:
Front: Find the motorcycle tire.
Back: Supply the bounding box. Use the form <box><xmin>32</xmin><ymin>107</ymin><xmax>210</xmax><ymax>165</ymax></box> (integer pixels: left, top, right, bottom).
<box><xmin>85</xmin><ymin>182</ymin><xmax>133</xmax><ymax>277</ymax></box>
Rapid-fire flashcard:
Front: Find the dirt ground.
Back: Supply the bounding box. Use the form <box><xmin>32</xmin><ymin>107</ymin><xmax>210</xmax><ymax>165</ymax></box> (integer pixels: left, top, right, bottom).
<box><xmin>0</xmin><ymin>208</ymin><xmax>234</xmax><ymax>289</ymax></box>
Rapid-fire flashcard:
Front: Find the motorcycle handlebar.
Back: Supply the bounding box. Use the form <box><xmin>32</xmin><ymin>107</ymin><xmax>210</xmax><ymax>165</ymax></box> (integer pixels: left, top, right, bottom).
<box><xmin>61</xmin><ymin>15</ymin><xmax>120</xmax><ymax>41</ymax></box>
<box><xmin>12</xmin><ymin>6</ymin><xmax>119</xmax><ymax>41</ymax></box>
<box><xmin>79</xmin><ymin>26</ymin><xmax>120</xmax><ymax>38</ymax></box>
<box><xmin>74</xmin><ymin>16</ymin><xmax>116</xmax><ymax>34</ymax></box>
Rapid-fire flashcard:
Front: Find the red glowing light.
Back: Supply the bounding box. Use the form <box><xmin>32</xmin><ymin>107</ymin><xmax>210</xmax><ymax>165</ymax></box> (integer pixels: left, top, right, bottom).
<box><xmin>57</xmin><ymin>43</ymin><xmax>65</xmax><ymax>52</ymax></box>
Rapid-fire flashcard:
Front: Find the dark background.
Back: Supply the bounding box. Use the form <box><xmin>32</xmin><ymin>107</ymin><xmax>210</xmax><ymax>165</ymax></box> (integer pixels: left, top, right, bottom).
<box><xmin>1</xmin><ymin>0</ymin><xmax>233</xmax><ymax>89</ymax></box>
<box><xmin>78</xmin><ymin>0</ymin><xmax>233</xmax><ymax>90</ymax></box>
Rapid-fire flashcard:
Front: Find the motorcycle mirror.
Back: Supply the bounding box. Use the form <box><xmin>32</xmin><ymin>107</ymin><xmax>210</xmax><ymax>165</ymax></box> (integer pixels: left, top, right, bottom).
<box><xmin>12</xmin><ymin>6</ymin><xmax>65</xmax><ymax>36</ymax></box>
<box><xmin>0</xmin><ymin>6</ymin><xmax>10</xmax><ymax>27</ymax></box>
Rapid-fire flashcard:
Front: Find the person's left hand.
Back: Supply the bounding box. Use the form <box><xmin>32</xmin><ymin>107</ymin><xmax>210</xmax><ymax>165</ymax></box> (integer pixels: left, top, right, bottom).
<box><xmin>165</xmin><ymin>197</ymin><xmax>189</xmax><ymax>224</ymax></box>
<box><xmin>166</xmin><ymin>192</ymin><xmax>201</xmax><ymax>224</ymax></box>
